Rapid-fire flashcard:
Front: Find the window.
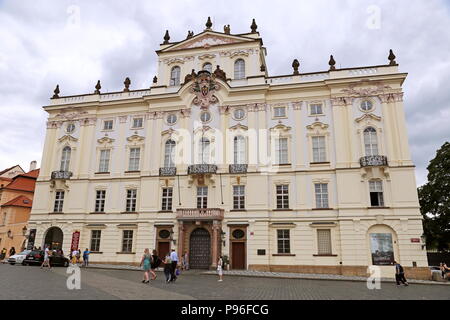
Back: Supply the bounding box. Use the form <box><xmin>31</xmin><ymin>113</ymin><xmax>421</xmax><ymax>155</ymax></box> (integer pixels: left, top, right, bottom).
<box><xmin>369</xmin><ymin>180</ymin><xmax>384</xmax><ymax>207</ymax></box>
<box><xmin>203</xmin><ymin>63</ymin><xmax>212</xmax><ymax>73</ymax></box>
<box><xmin>103</xmin><ymin>120</ymin><xmax>113</xmax><ymax>130</ymax></box>
<box><xmin>276</xmin><ymin>185</ymin><xmax>289</xmax><ymax>209</ymax></box>
<box><xmin>317</xmin><ymin>229</ymin><xmax>332</xmax><ymax>255</ymax></box>
<box><xmin>310</xmin><ymin>104</ymin><xmax>323</xmax><ymax>115</ymax></box>
<box><xmin>128</xmin><ymin>147</ymin><xmax>140</xmax><ymax>171</ymax></box>
<box><xmin>198</xmin><ymin>138</ymin><xmax>210</xmax><ymax>164</ymax></box>
<box><xmin>361</xmin><ymin>100</ymin><xmax>373</xmax><ymax>112</ymax></box>
<box><xmin>54</xmin><ymin>191</ymin><xmax>64</xmax><ymax>213</ymax></box>
<box><xmin>166</xmin><ymin>114</ymin><xmax>177</xmax><ymax>125</ymax></box>
<box><xmin>233</xmin><ymin>185</ymin><xmax>245</xmax><ymax>210</ymax></box>
<box><xmin>364</xmin><ymin>127</ymin><xmax>379</xmax><ymax>156</ymax></box>
<box><xmin>90</xmin><ymin>230</ymin><xmax>101</xmax><ymax>252</ymax></box>
<box><xmin>126</xmin><ymin>189</ymin><xmax>137</xmax><ymax>212</ymax></box>
<box><xmin>274</xmin><ymin>106</ymin><xmax>286</xmax><ymax>118</ymax></box>
<box><xmin>233</xmin><ymin>136</ymin><xmax>246</xmax><ymax>164</ymax></box>
<box><xmin>275</xmin><ymin>138</ymin><xmax>288</xmax><ymax>164</ymax></box>
<box><xmin>66</xmin><ymin>123</ymin><xmax>75</xmax><ymax>134</ymax></box>
<box><xmin>197</xmin><ymin>186</ymin><xmax>208</xmax><ymax>209</ymax></box>
<box><xmin>60</xmin><ymin>146</ymin><xmax>71</xmax><ymax>172</ymax></box>
<box><xmin>170</xmin><ymin>66</ymin><xmax>181</xmax><ymax>86</ymax></box>
<box><xmin>132</xmin><ymin>118</ymin><xmax>143</xmax><ymax>129</ymax></box>
<box><xmin>315</xmin><ymin>183</ymin><xmax>329</xmax><ymax>208</ymax></box>
<box><xmin>161</xmin><ymin>187</ymin><xmax>173</xmax><ymax>211</ymax></box>
<box><xmin>98</xmin><ymin>149</ymin><xmax>110</xmax><ymax>173</ymax></box>
<box><xmin>277</xmin><ymin>229</ymin><xmax>290</xmax><ymax>254</ymax></box>
<box><xmin>233</xmin><ymin>108</ymin><xmax>245</xmax><ymax>120</ymax></box>
<box><xmin>312</xmin><ymin>136</ymin><xmax>326</xmax><ymax>162</ymax></box>
<box><xmin>122</xmin><ymin>230</ymin><xmax>133</xmax><ymax>253</ymax></box>
<box><xmin>164</xmin><ymin>140</ymin><xmax>176</xmax><ymax>168</ymax></box>
<box><xmin>234</xmin><ymin>59</ymin><xmax>245</xmax><ymax>80</ymax></box>
<box><xmin>95</xmin><ymin>190</ymin><xmax>106</xmax><ymax>213</ymax></box>
<box><xmin>200</xmin><ymin>111</ymin><xmax>212</xmax><ymax>123</ymax></box>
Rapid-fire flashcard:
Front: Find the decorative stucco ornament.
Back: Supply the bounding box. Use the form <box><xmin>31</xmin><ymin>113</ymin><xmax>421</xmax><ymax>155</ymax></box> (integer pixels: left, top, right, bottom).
<box><xmin>190</xmin><ymin>71</ymin><xmax>220</xmax><ymax>109</ymax></box>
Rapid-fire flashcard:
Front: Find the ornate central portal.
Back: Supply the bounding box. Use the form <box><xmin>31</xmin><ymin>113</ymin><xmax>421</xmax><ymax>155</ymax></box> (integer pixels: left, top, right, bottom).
<box><xmin>189</xmin><ymin>228</ymin><xmax>211</xmax><ymax>269</ymax></box>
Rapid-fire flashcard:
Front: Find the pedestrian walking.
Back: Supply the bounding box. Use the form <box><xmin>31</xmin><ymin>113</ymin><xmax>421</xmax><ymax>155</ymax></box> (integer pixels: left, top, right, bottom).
<box><xmin>140</xmin><ymin>248</ymin><xmax>152</xmax><ymax>284</ymax></box>
<box><xmin>163</xmin><ymin>253</ymin><xmax>172</xmax><ymax>283</ymax></box>
<box><xmin>71</xmin><ymin>248</ymin><xmax>78</xmax><ymax>265</ymax></box>
<box><xmin>440</xmin><ymin>262</ymin><xmax>449</xmax><ymax>280</ymax></box>
<box><xmin>9</xmin><ymin>247</ymin><xmax>16</xmax><ymax>257</ymax></box>
<box><xmin>40</xmin><ymin>245</ymin><xmax>52</xmax><ymax>270</ymax></box>
<box><xmin>394</xmin><ymin>260</ymin><xmax>408</xmax><ymax>286</ymax></box>
<box><xmin>182</xmin><ymin>251</ymin><xmax>189</xmax><ymax>271</ymax></box>
<box><xmin>150</xmin><ymin>250</ymin><xmax>160</xmax><ymax>280</ymax></box>
<box><xmin>217</xmin><ymin>256</ymin><xmax>223</xmax><ymax>282</ymax></box>
<box><xmin>83</xmin><ymin>248</ymin><xmax>90</xmax><ymax>267</ymax></box>
<box><xmin>170</xmin><ymin>249</ymin><xmax>178</xmax><ymax>282</ymax></box>
<box><xmin>0</xmin><ymin>248</ymin><xmax>6</xmax><ymax>260</ymax></box>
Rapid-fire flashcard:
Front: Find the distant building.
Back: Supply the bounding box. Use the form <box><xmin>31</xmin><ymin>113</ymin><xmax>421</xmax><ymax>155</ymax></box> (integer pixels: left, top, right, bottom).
<box><xmin>0</xmin><ymin>165</ymin><xmax>24</xmax><ymax>188</ymax></box>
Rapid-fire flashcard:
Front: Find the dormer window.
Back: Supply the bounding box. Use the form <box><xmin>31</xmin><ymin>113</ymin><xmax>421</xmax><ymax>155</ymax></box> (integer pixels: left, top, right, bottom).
<box><xmin>170</xmin><ymin>66</ymin><xmax>181</xmax><ymax>86</ymax></box>
<box><xmin>203</xmin><ymin>63</ymin><xmax>212</xmax><ymax>73</ymax></box>
<box><xmin>234</xmin><ymin>59</ymin><xmax>245</xmax><ymax>80</ymax></box>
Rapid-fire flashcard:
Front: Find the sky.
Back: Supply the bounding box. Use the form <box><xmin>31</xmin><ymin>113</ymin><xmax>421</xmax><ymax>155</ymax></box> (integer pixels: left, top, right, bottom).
<box><xmin>0</xmin><ymin>0</ymin><xmax>449</xmax><ymax>186</ymax></box>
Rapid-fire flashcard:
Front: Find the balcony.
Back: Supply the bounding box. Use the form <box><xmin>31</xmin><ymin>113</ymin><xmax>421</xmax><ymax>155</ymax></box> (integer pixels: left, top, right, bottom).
<box><xmin>176</xmin><ymin>208</ymin><xmax>224</xmax><ymax>221</ymax></box>
<box><xmin>229</xmin><ymin>164</ymin><xmax>248</xmax><ymax>174</ymax></box>
<box><xmin>159</xmin><ymin>167</ymin><xmax>177</xmax><ymax>176</ymax></box>
<box><xmin>360</xmin><ymin>155</ymin><xmax>388</xmax><ymax>167</ymax></box>
<box><xmin>187</xmin><ymin>164</ymin><xmax>217</xmax><ymax>175</ymax></box>
<box><xmin>51</xmin><ymin>171</ymin><xmax>73</xmax><ymax>180</ymax></box>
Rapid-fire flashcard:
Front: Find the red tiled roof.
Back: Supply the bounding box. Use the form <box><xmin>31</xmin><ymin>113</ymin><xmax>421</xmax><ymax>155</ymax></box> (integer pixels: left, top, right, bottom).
<box><xmin>1</xmin><ymin>195</ymin><xmax>33</xmax><ymax>208</ymax></box>
<box><xmin>3</xmin><ymin>176</ymin><xmax>37</xmax><ymax>192</ymax></box>
<box><xmin>21</xmin><ymin>169</ymin><xmax>40</xmax><ymax>178</ymax></box>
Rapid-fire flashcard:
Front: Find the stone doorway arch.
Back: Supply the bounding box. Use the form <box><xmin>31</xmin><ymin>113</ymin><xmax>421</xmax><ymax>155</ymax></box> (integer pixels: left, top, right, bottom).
<box><xmin>43</xmin><ymin>227</ymin><xmax>64</xmax><ymax>250</ymax></box>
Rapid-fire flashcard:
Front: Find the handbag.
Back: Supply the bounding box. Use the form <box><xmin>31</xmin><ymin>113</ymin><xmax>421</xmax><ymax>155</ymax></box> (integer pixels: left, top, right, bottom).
<box><xmin>176</xmin><ymin>268</ymin><xmax>180</xmax><ymax>276</ymax></box>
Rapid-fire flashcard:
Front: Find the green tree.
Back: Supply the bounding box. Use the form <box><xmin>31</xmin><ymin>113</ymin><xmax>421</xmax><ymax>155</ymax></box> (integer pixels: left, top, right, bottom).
<box><xmin>418</xmin><ymin>141</ymin><xmax>450</xmax><ymax>251</ymax></box>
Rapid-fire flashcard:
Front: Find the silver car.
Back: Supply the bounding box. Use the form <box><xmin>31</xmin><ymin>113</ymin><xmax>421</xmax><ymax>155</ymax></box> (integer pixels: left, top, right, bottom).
<box><xmin>8</xmin><ymin>250</ymin><xmax>32</xmax><ymax>265</ymax></box>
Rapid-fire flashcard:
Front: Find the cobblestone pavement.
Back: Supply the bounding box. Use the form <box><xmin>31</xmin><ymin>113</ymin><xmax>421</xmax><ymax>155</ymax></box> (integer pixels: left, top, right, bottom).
<box><xmin>1</xmin><ymin>263</ymin><xmax>449</xmax><ymax>300</ymax></box>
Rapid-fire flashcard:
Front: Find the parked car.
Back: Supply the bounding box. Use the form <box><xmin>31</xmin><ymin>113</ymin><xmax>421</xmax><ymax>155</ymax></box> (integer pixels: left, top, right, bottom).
<box><xmin>22</xmin><ymin>250</ymin><xmax>69</xmax><ymax>267</ymax></box>
<box><xmin>8</xmin><ymin>250</ymin><xmax>32</xmax><ymax>265</ymax></box>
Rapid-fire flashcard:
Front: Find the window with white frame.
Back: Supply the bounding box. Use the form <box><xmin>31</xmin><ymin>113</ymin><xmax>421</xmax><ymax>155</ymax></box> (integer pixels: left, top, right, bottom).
<box><xmin>233</xmin><ymin>185</ymin><xmax>245</xmax><ymax>210</ymax></box>
<box><xmin>60</xmin><ymin>146</ymin><xmax>71</xmax><ymax>172</ymax></box>
<box><xmin>276</xmin><ymin>185</ymin><xmax>289</xmax><ymax>209</ymax></box>
<box><xmin>233</xmin><ymin>136</ymin><xmax>246</xmax><ymax>164</ymax></box>
<box><xmin>103</xmin><ymin>120</ymin><xmax>113</xmax><ymax>131</ymax></box>
<box><xmin>198</xmin><ymin>137</ymin><xmax>210</xmax><ymax>164</ymax></box>
<box><xmin>98</xmin><ymin>149</ymin><xmax>110</xmax><ymax>173</ymax></box>
<box><xmin>53</xmin><ymin>191</ymin><xmax>65</xmax><ymax>213</ymax></box>
<box><xmin>122</xmin><ymin>230</ymin><xmax>133</xmax><ymax>252</ymax></box>
<box><xmin>277</xmin><ymin>229</ymin><xmax>290</xmax><ymax>254</ymax></box>
<box><xmin>273</xmin><ymin>106</ymin><xmax>286</xmax><ymax>118</ymax></box>
<box><xmin>315</xmin><ymin>183</ymin><xmax>329</xmax><ymax>208</ymax></box>
<box><xmin>126</xmin><ymin>189</ymin><xmax>137</xmax><ymax>212</ymax></box>
<box><xmin>310</xmin><ymin>103</ymin><xmax>323</xmax><ymax>115</ymax></box>
<box><xmin>317</xmin><ymin>229</ymin><xmax>332</xmax><ymax>255</ymax></box>
<box><xmin>197</xmin><ymin>186</ymin><xmax>208</xmax><ymax>209</ymax></box>
<box><xmin>234</xmin><ymin>59</ymin><xmax>245</xmax><ymax>80</ymax></box>
<box><xmin>203</xmin><ymin>63</ymin><xmax>212</xmax><ymax>73</ymax></box>
<box><xmin>312</xmin><ymin>136</ymin><xmax>326</xmax><ymax>162</ymax></box>
<box><xmin>161</xmin><ymin>187</ymin><xmax>173</xmax><ymax>211</ymax></box>
<box><xmin>360</xmin><ymin>100</ymin><xmax>374</xmax><ymax>112</ymax></box>
<box><xmin>164</xmin><ymin>140</ymin><xmax>176</xmax><ymax>168</ymax></box>
<box><xmin>95</xmin><ymin>190</ymin><xmax>106</xmax><ymax>213</ymax></box>
<box><xmin>364</xmin><ymin>127</ymin><xmax>379</xmax><ymax>156</ymax></box>
<box><xmin>275</xmin><ymin>137</ymin><xmax>288</xmax><ymax>164</ymax></box>
<box><xmin>90</xmin><ymin>230</ymin><xmax>101</xmax><ymax>252</ymax></box>
<box><xmin>170</xmin><ymin>66</ymin><xmax>181</xmax><ymax>86</ymax></box>
<box><xmin>132</xmin><ymin>117</ymin><xmax>143</xmax><ymax>129</ymax></box>
<box><xmin>128</xmin><ymin>147</ymin><xmax>140</xmax><ymax>171</ymax></box>
<box><xmin>369</xmin><ymin>180</ymin><xmax>384</xmax><ymax>207</ymax></box>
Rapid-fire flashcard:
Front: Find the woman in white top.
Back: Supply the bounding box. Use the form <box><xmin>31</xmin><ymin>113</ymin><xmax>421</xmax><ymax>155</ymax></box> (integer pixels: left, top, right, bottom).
<box><xmin>217</xmin><ymin>256</ymin><xmax>223</xmax><ymax>282</ymax></box>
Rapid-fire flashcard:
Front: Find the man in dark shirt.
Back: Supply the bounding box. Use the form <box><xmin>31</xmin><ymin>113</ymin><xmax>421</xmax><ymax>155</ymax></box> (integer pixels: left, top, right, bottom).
<box><xmin>393</xmin><ymin>260</ymin><xmax>409</xmax><ymax>286</ymax></box>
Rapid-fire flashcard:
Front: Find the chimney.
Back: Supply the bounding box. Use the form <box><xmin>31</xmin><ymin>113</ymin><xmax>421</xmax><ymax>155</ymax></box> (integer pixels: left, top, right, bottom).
<box><xmin>29</xmin><ymin>160</ymin><xmax>37</xmax><ymax>171</ymax></box>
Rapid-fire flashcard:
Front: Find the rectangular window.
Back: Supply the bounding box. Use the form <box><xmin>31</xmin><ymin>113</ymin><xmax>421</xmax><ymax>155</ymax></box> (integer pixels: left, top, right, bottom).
<box><xmin>53</xmin><ymin>191</ymin><xmax>65</xmax><ymax>213</ymax></box>
<box><xmin>95</xmin><ymin>190</ymin><xmax>106</xmax><ymax>213</ymax></box>
<box><xmin>128</xmin><ymin>148</ymin><xmax>140</xmax><ymax>171</ymax></box>
<box><xmin>315</xmin><ymin>183</ymin><xmax>329</xmax><ymax>208</ymax></box>
<box><xmin>276</xmin><ymin>185</ymin><xmax>289</xmax><ymax>209</ymax></box>
<box><xmin>103</xmin><ymin>120</ymin><xmax>113</xmax><ymax>131</ymax></box>
<box><xmin>274</xmin><ymin>106</ymin><xmax>286</xmax><ymax>118</ymax></box>
<box><xmin>98</xmin><ymin>149</ymin><xmax>110</xmax><ymax>173</ymax></box>
<box><xmin>90</xmin><ymin>230</ymin><xmax>101</xmax><ymax>252</ymax></box>
<box><xmin>132</xmin><ymin>118</ymin><xmax>143</xmax><ymax>129</ymax></box>
<box><xmin>312</xmin><ymin>136</ymin><xmax>326</xmax><ymax>162</ymax></box>
<box><xmin>317</xmin><ymin>229</ymin><xmax>332</xmax><ymax>255</ymax></box>
<box><xmin>275</xmin><ymin>138</ymin><xmax>288</xmax><ymax>164</ymax></box>
<box><xmin>122</xmin><ymin>230</ymin><xmax>133</xmax><ymax>253</ymax></box>
<box><xmin>197</xmin><ymin>186</ymin><xmax>208</xmax><ymax>209</ymax></box>
<box><xmin>126</xmin><ymin>189</ymin><xmax>137</xmax><ymax>212</ymax></box>
<box><xmin>233</xmin><ymin>185</ymin><xmax>245</xmax><ymax>210</ymax></box>
<box><xmin>277</xmin><ymin>229</ymin><xmax>290</xmax><ymax>254</ymax></box>
<box><xmin>161</xmin><ymin>187</ymin><xmax>173</xmax><ymax>211</ymax></box>
<box><xmin>369</xmin><ymin>181</ymin><xmax>384</xmax><ymax>207</ymax></box>
<box><xmin>310</xmin><ymin>104</ymin><xmax>323</xmax><ymax>115</ymax></box>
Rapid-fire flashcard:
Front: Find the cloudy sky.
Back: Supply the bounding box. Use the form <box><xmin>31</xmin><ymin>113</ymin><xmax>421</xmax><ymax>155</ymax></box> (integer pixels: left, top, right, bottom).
<box><xmin>0</xmin><ymin>0</ymin><xmax>449</xmax><ymax>186</ymax></box>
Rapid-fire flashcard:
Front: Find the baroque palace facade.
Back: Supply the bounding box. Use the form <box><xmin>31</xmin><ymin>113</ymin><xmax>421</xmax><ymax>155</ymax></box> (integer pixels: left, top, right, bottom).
<box><xmin>28</xmin><ymin>18</ymin><xmax>429</xmax><ymax>278</ymax></box>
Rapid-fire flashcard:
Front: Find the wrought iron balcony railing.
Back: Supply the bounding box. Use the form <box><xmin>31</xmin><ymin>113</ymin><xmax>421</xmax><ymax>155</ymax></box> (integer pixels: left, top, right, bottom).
<box><xmin>51</xmin><ymin>171</ymin><xmax>73</xmax><ymax>180</ymax></box>
<box><xmin>176</xmin><ymin>208</ymin><xmax>224</xmax><ymax>221</ymax></box>
<box><xmin>187</xmin><ymin>164</ymin><xmax>218</xmax><ymax>175</ymax></box>
<box><xmin>229</xmin><ymin>164</ymin><xmax>248</xmax><ymax>174</ymax></box>
<box><xmin>360</xmin><ymin>155</ymin><xmax>388</xmax><ymax>167</ymax></box>
<box><xmin>159</xmin><ymin>167</ymin><xmax>177</xmax><ymax>176</ymax></box>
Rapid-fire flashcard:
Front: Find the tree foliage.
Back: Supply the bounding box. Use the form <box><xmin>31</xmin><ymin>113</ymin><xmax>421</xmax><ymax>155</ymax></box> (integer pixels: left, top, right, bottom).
<box><xmin>418</xmin><ymin>141</ymin><xmax>450</xmax><ymax>251</ymax></box>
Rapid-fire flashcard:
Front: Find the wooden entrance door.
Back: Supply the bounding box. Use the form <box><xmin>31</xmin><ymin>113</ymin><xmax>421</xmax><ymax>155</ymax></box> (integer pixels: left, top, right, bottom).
<box><xmin>231</xmin><ymin>242</ymin><xmax>246</xmax><ymax>269</ymax></box>
<box><xmin>158</xmin><ymin>242</ymin><xmax>170</xmax><ymax>260</ymax></box>
<box><xmin>189</xmin><ymin>228</ymin><xmax>211</xmax><ymax>269</ymax></box>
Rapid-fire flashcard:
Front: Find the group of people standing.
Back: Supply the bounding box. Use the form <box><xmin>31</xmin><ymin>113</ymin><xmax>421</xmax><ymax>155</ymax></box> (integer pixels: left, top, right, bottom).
<box><xmin>69</xmin><ymin>248</ymin><xmax>90</xmax><ymax>267</ymax></box>
<box><xmin>0</xmin><ymin>247</ymin><xmax>16</xmax><ymax>260</ymax></box>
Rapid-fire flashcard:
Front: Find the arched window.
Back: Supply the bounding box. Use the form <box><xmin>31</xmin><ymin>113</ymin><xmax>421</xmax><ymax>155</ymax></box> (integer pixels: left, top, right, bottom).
<box><xmin>203</xmin><ymin>63</ymin><xmax>212</xmax><ymax>73</ymax></box>
<box><xmin>364</xmin><ymin>127</ymin><xmax>378</xmax><ymax>156</ymax></box>
<box><xmin>199</xmin><ymin>137</ymin><xmax>210</xmax><ymax>164</ymax></box>
<box><xmin>164</xmin><ymin>140</ymin><xmax>176</xmax><ymax>168</ymax></box>
<box><xmin>234</xmin><ymin>59</ymin><xmax>245</xmax><ymax>80</ymax></box>
<box><xmin>170</xmin><ymin>66</ymin><xmax>181</xmax><ymax>86</ymax></box>
<box><xmin>234</xmin><ymin>136</ymin><xmax>246</xmax><ymax>164</ymax></box>
<box><xmin>60</xmin><ymin>146</ymin><xmax>71</xmax><ymax>172</ymax></box>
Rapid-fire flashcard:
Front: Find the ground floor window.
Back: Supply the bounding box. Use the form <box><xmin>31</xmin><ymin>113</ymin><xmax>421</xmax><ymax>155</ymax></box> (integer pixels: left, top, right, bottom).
<box><xmin>90</xmin><ymin>230</ymin><xmax>101</xmax><ymax>252</ymax></box>
<box><xmin>277</xmin><ymin>229</ymin><xmax>290</xmax><ymax>254</ymax></box>
<box><xmin>317</xmin><ymin>229</ymin><xmax>332</xmax><ymax>255</ymax></box>
<box><xmin>122</xmin><ymin>230</ymin><xmax>133</xmax><ymax>253</ymax></box>
<box><xmin>370</xmin><ymin>233</ymin><xmax>394</xmax><ymax>265</ymax></box>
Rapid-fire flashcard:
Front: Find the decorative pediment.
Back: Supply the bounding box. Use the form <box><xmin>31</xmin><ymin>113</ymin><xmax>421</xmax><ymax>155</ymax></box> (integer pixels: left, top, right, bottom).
<box><xmin>126</xmin><ymin>135</ymin><xmax>145</xmax><ymax>144</ymax></box>
<box><xmin>306</xmin><ymin>122</ymin><xmax>329</xmax><ymax>131</ymax></box>
<box><xmin>229</xmin><ymin>124</ymin><xmax>248</xmax><ymax>131</ymax></box>
<box><xmin>229</xmin><ymin>50</ymin><xmax>250</xmax><ymax>58</ymax></box>
<box><xmin>58</xmin><ymin>135</ymin><xmax>78</xmax><ymax>143</ymax></box>
<box><xmin>163</xmin><ymin>32</ymin><xmax>252</xmax><ymax>52</ymax></box>
<box><xmin>194</xmin><ymin>125</ymin><xmax>215</xmax><ymax>135</ymax></box>
<box><xmin>97</xmin><ymin>136</ymin><xmax>115</xmax><ymax>145</ymax></box>
<box><xmin>161</xmin><ymin>128</ymin><xmax>180</xmax><ymax>138</ymax></box>
<box><xmin>270</xmin><ymin>124</ymin><xmax>292</xmax><ymax>132</ymax></box>
<box><xmin>198</xmin><ymin>53</ymin><xmax>216</xmax><ymax>60</ymax></box>
<box><xmin>355</xmin><ymin>113</ymin><xmax>382</xmax><ymax>123</ymax></box>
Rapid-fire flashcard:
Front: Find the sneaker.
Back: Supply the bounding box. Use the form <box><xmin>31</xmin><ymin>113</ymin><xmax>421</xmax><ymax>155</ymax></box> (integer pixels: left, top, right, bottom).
<box><xmin>218</xmin><ymin>279</ymin><xmax>223</xmax><ymax>282</ymax></box>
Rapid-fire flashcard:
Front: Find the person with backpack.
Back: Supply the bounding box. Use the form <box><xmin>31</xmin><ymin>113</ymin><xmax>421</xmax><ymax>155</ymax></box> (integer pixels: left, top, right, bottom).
<box><xmin>394</xmin><ymin>260</ymin><xmax>408</xmax><ymax>286</ymax></box>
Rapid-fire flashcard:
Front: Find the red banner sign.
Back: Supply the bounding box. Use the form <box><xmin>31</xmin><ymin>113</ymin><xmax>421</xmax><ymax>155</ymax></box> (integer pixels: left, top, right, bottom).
<box><xmin>410</xmin><ymin>238</ymin><xmax>420</xmax><ymax>243</ymax></box>
<box><xmin>71</xmin><ymin>231</ymin><xmax>80</xmax><ymax>251</ymax></box>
